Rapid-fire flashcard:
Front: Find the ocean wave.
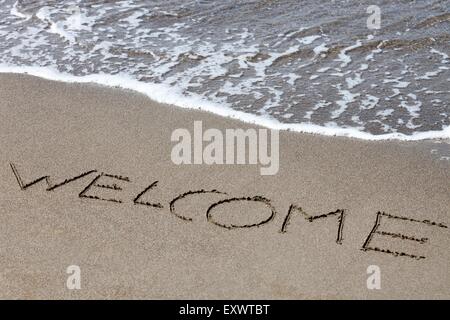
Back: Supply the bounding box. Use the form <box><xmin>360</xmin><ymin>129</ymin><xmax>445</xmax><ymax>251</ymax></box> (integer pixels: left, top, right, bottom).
<box><xmin>0</xmin><ymin>0</ymin><xmax>449</xmax><ymax>139</ymax></box>
<box><xmin>2</xmin><ymin>64</ymin><xmax>449</xmax><ymax>141</ymax></box>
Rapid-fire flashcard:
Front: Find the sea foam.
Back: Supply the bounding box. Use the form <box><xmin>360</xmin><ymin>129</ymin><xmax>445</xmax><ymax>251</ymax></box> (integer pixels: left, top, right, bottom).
<box><xmin>1</xmin><ymin>64</ymin><xmax>449</xmax><ymax>141</ymax></box>
<box><xmin>1</xmin><ymin>0</ymin><xmax>449</xmax><ymax>140</ymax></box>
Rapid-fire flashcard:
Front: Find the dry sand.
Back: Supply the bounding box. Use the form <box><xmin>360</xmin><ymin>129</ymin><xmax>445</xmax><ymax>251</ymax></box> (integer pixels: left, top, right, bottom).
<box><xmin>0</xmin><ymin>73</ymin><xmax>449</xmax><ymax>299</ymax></box>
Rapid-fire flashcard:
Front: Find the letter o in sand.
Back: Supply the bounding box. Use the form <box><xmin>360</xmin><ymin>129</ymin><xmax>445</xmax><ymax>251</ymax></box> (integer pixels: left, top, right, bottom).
<box><xmin>206</xmin><ymin>196</ymin><xmax>276</xmax><ymax>229</ymax></box>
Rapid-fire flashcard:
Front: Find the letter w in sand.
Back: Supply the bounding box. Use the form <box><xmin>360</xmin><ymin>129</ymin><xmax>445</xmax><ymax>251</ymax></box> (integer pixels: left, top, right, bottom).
<box><xmin>10</xmin><ymin>163</ymin><xmax>96</xmax><ymax>191</ymax></box>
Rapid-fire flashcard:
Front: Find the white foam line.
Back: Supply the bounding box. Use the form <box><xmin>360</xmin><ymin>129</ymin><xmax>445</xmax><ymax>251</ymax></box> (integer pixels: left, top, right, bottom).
<box><xmin>10</xmin><ymin>1</ymin><xmax>31</xmax><ymax>20</ymax></box>
<box><xmin>1</xmin><ymin>64</ymin><xmax>449</xmax><ymax>141</ymax></box>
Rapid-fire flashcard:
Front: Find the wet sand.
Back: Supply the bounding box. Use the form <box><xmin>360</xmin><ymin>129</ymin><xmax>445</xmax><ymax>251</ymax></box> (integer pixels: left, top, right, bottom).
<box><xmin>0</xmin><ymin>73</ymin><xmax>449</xmax><ymax>299</ymax></box>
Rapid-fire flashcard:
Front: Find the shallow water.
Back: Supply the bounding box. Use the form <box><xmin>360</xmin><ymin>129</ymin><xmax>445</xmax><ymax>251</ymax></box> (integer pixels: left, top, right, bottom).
<box><xmin>0</xmin><ymin>0</ymin><xmax>449</xmax><ymax>138</ymax></box>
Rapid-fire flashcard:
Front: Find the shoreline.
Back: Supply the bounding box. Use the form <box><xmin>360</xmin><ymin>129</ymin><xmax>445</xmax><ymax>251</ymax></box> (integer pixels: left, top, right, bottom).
<box><xmin>1</xmin><ymin>66</ymin><xmax>449</xmax><ymax>141</ymax></box>
<box><xmin>0</xmin><ymin>73</ymin><xmax>449</xmax><ymax>299</ymax></box>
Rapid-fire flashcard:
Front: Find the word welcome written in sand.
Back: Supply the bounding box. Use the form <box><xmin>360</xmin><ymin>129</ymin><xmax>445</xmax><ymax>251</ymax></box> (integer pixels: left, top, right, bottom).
<box><xmin>9</xmin><ymin>163</ymin><xmax>448</xmax><ymax>260</ymax></box>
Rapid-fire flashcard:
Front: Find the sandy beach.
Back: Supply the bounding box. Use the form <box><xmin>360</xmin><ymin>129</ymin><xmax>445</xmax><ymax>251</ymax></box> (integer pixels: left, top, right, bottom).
<box><xmin>0</xmin><ymin>73</ymin><xmax>449</xmax><ymax>299</ymax></box>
